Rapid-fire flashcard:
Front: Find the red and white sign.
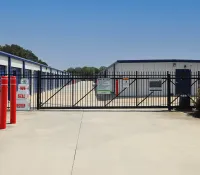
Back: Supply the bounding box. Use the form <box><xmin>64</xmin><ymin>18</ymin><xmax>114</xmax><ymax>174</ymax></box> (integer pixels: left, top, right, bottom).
<box><xmin>18</xmin><ymin>84</ymin><xmax>29</xmax><ymax>91</ymax></box>
<box><xmin>17</xmin><ymin>82</ymin><xmax>30</xmax><ymax>111</ymax></box>
<box><xmin>16</xmin><ymin>100</ymin><xmax>30</xmax><ymax>111</ymax></box>
<box><xmin>17</xmin><ymin>92</ymin><xmax>30</xmax><ymax>99</ymax></box>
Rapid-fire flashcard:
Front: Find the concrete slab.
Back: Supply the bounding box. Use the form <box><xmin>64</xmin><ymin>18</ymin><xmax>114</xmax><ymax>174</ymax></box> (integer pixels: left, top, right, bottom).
<box><xmin>72</xmin><ymin>110</ymin><xmax>200</xmax><ymax>175</ymax></box>
<box><xmin>0</xmin><ymin>111</ymin><xmax>83</xmax><ymax>175</ymax></box>
<box><xmin>1</xmin><ymin>110</ymin><xmax>200</xmax><ymax>175</ymax></box>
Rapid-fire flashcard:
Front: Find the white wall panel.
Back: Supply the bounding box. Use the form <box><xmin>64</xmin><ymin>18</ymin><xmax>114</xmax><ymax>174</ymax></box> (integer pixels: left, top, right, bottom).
<box><xmin>41</xmin><ymin>67</ymin><xmax>51</xmax><ymax>73</ymax></box>
<box><xmin>46</xmin><ymin>68</ymin><xmax>51</xmax><ymax>73</ymax></box>
<box><xmin>192</xmin><ymin>63</ymin><xmax>198</xmax><ymax>72</ymax></box>
<box><xmin>107</xmin><ymin>66</ymin><xmax>114</xmax><ymax>73</ymax></box>
<box><xmin>25</xmin><ymin>62</ymin><xmax>40</xmax><ymax>71</ymax></box>
<box><xmin>119</xmin><ymin>63</ymin><xmax>143</xmax><ymax>72</ymax></box>
<box><xmin>51</xmin><ymin>70</ymin><xmax>57</xmax><ymax>74</ymax></box>
<box><xmin>143</xmin><ymin>63</ymin><xmax>155</xmax><ymax>72</ymax></box>
<box><xmin>165</xmin><ymin>62</ymin><xmax>174</xmax><ymax>72</ymax></box>
<box><xmin>0</xmin><ymin>55</ymin><xmax>8</xmax><ymax>66</ymax></box>
<box><xmin>154</xmin><ymin>63</ymin><xmax>166</xmax><ymax>72</ymax></box>
<box><xmin>42</xmin><ymin>67</ymin><xmax>47</xmax><ymax>72</ymax></box>
<box><xmin>11</xmin><ymin>58</ymin><xmax>22</xmax><ymax>68</ymax></box>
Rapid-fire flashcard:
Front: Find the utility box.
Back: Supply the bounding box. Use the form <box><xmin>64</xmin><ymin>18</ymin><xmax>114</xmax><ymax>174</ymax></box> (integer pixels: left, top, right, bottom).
<box><xmin>179</xmin><ymin>96</ymin><xmax>191</xmax><ymax>110</ymax></box>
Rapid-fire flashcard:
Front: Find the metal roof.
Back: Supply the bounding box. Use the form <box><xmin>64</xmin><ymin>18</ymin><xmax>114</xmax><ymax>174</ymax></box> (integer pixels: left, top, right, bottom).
<box><xmin>116</xmin><ymin>59</ymin><xmax>200</xmax><ymax>63</ymax></box>
<box><xmin>0</xmin><ymin>51</ymin><xmax>64</xmax><ymax>73</ymax></box>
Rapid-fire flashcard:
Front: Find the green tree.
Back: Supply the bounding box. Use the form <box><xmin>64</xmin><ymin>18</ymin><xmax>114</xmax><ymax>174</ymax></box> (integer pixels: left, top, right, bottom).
<box><xmin>66</xmin><ymin>66</ymin><xmax>106</xmax><ymax>75</ymax></box>
<box><xmin>99</xmin><ymin>66</ymin><xmax>107</xmax><ymax>72</ymax></box>
<box><xmin>0</xmin><ymin>44</ymin><xmax>48</xmax><ymax>66</ymax></box>
<box><xmin>82</xmin><ymin>66</ymin><xmax>90</xmax><ymax>74</ymax></box>
<box><xmin>74</xmin><ymin>67</ymin><xmax>82</xmax><ymax>73</ymax></box>
<box><xmin>67</xmin><ymin>67</ymin><xmax>75</xmax><ymax>73</ymax></box>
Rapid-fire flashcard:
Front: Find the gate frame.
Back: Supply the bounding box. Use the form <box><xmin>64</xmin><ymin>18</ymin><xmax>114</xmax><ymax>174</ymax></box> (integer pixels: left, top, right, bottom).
<box><xmin>36</xmin><ymin>71</ymin><xmax>198</xmax><ymax>110</ymax></box>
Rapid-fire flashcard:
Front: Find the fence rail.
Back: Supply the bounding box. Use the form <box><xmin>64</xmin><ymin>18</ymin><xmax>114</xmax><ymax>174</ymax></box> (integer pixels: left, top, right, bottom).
<box><xmin>1</xmin><ymin>71</ymin><xmax>199</xmax><ymax>110</ymax></box>
<box><xmin>37</xmin><ymin>71</ymin><xmax>199</xmax><ymax>110</ymax></box>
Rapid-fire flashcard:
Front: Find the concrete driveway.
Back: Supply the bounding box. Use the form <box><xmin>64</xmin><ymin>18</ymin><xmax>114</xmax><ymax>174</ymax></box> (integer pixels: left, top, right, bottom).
<box><xmin>1</xmin><ymin>110</ymin><xmax>200</xmax><ymax>175</ymax></box>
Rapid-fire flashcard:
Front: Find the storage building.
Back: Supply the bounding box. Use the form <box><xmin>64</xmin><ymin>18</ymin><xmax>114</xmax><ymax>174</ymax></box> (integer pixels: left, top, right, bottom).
<box><xmin>104</xmin><ymin>60</ymin><xmax>200</xmax><ymax>97</ymax></box>
<box><xmin>0</xmin><ymin>51</ymin><xmax>67</xmax><ymax>96</ymax></box>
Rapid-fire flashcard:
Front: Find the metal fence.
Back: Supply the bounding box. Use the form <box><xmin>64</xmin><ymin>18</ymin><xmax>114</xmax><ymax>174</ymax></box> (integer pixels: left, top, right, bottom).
<box><xmin>37</xmin><ymin>71</ymin><xmax>200</xmax><ymax>110</ymax></box>
<box><xmin>2</xmin><ymin>72</ymin><xmax>64</xmax><ymax>110</ymax></box>
<box><xmin>1</xmin><ymin>71</ymin><xmax>199</xmax><ymax>110</ymax></box>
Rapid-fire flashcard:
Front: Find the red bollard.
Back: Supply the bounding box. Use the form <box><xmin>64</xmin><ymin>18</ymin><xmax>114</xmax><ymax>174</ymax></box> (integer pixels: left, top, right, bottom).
<box><xmin>115</xmin><ymin>79</ymin><xmax>119</xmax><ymax>96</ymax></box>
<box><xmin>0</xmin><ymin>78</ymin><xmax>1</xmax><ymax>124</ymax></box>
<box><xmin>10</xmin><ymin>76</ymin><xmax>16</xmax><ymax>124</ymax></box>
<box><xmin>0</xmin><ymin>76</ymin><xmax>8</xmax><ymax>129</ymax></box>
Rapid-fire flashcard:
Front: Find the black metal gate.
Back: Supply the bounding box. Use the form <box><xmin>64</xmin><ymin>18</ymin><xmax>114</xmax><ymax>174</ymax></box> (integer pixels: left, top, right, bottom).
<box><xmin>37</xmin><ymin>71</ymin><xmax>199</xmax><ymax>110</ymax></box>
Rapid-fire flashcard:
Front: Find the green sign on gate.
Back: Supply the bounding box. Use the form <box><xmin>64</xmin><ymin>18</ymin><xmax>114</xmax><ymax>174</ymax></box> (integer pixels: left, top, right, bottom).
<box><xmin>97</xmin><ymin>78</ymin><xmax>112</xmax><ymax>94</ymax></box>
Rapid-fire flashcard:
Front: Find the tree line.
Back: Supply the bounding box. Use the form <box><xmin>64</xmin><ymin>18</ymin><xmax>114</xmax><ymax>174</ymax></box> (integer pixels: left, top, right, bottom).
<box><xmin>65</xmin><ymin>66</ymin><xmax>107</xmax><ymax>74</ymax></box>
<box><xmin>0</xmin><ymin>44</ymin><xmax>107</xmax><ymax>74</ymax></box>
<box><xmin>0</xmin><ymin>44</ymin><xmax>48</xmax><ymax>66</ymax></box>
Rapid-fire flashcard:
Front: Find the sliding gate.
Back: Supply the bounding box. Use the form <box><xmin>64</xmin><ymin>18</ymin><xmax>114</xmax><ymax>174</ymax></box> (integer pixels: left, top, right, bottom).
<box><xmin>37</xmin><ymin>71</ymin><xmax>199</xmax><ymax>110</ymax></box>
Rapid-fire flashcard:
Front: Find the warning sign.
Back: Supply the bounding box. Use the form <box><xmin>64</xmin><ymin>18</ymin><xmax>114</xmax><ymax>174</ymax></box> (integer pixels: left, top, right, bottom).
<box><xmin>123</xmin><ymin>77</ymin><xmax>129</xmax><ymax>88</ymax></box>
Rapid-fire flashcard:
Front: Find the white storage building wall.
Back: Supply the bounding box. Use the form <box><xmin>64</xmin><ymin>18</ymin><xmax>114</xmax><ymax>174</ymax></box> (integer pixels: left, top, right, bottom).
<box><xmin>106</xmin><ymin>60</ymin><xmax>200</xmax><ymax>97</ymax></box>
<box><xmin>0</xmin><ymin>51</ymin><xmax>66</xmax><ymax>95</ymax></box>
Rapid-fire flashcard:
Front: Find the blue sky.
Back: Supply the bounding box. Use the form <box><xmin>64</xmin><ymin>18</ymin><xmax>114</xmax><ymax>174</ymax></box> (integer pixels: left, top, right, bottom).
<box><xmin>0</xmin><ymin>0</ymin><xmax>200</xmax><ymax>70</ymax></box>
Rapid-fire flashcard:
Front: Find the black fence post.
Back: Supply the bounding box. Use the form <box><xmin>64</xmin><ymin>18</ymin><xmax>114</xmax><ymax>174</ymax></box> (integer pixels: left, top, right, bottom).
<box><xmin>113</xmin><ymin>64</ymin><xmax>115</xmax><ymax>95</ymax></box>
<box><xmin>72</xmin><ymin>74</ymin><xmax>74</xmax><ymax>107</ymax></box>
<box><xmin>136</xmin><ymin>71</ymin><xmax>138</xmax><ymax>106</ymax></box>
<box><xmin>167</xmin><ymin>73</ymin><xmax>171</xmax><ymax>111</ymax></box>
<box><xmin>37</xmin><ymin>71</ymin><xmax>41</xmax><ymax>110</ymax></box>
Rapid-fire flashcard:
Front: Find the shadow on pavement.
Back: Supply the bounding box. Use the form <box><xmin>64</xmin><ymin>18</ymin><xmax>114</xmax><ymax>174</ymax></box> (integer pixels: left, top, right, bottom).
<box><xmin>39</xmin><ymin>109</ymin><xmax>175</xmax><ymax>113</ymax></box>
<box><xmin>185</xmin><ymin>111</ymin><xmax>200</xmax><ymax>119</ymax></box>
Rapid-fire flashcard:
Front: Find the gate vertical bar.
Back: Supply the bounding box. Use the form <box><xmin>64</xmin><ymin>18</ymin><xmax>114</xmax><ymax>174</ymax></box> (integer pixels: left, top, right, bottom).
<box><xmin>8</xmin><ymin>57</ymin><xmax>11</xmax><ymax>107</ymax></box>
<box><xmin>198</xmin><ymin>71</ymin><xmax>200</xmax><ymax>104</ymax></box>
<box><xmin>37</xmin><ymin>71</ymin><xmax>41</xmax><ymax>110</ymax></box>
<box><xmin>113</xmin><ymin>64</ymin><xmax>115</xmax><ymax>95</ymax></box>
<box><xmin>198</xmin><ymin>71</ymin><xmax>200</xmax><ymax>89</ymax></box>
<box><xmin>72</xmin><ymin>74</ymin><xmax>74</xmax><ymax>107</ymax></box>
<box><xmin>22</xmin><ymin>61</ymin><xmax>25</xmax><ymax>78</ymax></box>
<box><xmin>136</xmin><ymin>71</ymin><xmax>138</xmax><ymax>106</ymax></box>
<box><xmin>167</xmin><ymin>72</ymin><xmax>171</xmax><ymax>111</ymax></box>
